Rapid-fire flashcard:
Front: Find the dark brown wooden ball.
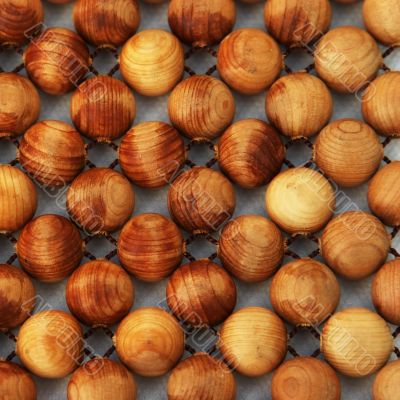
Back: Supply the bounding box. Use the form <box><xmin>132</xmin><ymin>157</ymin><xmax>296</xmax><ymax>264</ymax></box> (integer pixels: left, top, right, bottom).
<box><xmin>166</xmin><ymin>259</ymin><xmax>237</xmax><ymax>326</ymax></box>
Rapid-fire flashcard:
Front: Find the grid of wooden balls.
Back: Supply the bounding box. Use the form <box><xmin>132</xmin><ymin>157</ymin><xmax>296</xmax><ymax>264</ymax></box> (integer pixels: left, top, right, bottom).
<box><xmin>1</xmin><ymin>0</ymin><xmax>400</xmax><ymax>399</ymax></box>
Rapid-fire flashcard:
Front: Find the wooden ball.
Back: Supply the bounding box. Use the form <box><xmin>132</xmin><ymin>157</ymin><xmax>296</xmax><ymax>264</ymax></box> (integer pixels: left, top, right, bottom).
<box><xmin>270</xmin><ymin>258</ymin><xmax>340</xmax><ymax>326</ymax></box>
<box><xmin>167</xmin><ymin>353</ymin><xmax>236</xmax><ymax>400</ymax></box>
<box><xmin>266</xmin><ymin>73</ymin><xmax>333</xmax><ymax>138</ymax></box>
<box><xmin>68</xmin><ymin>359</ymin><xmax>137</xmax><ymax>400</ymax></box>
<box><xmin>71</xmin><ymin>75</ymin><xmax>136</xmax><ymax>142</ymax></box>
<box><xmin>24</xmin><ymin>27</ymin><xmax>90</xmax><ymax>95</ymax></box>
<box><xmin>119</xmin><ymin>121</ymin><xmax>186</xmax><ymax>188</ymax></box>
<box><xmin>0</xmin><ymin>165</ymin><xmax>37</xmax><ymax>233</ymax></box>
<box><xmin>362</xmin><ymin>72</ymin><xmax>400</xmax><ymax>137</ymax></box>
<box><xmin>0</xmin><ymin>0</ymin><xmax>44</xmax><ymax>45</ymax></box>
<box><xmin>16</xmin><ymin>214</ymin><xmax>83</xmax><ymax>283</ymax></box>
<box><xmin>218</xmin><ymin>119</ymin><xmax>285</xmax><ymax>188</ymax></box>
<box><xmin>166</xmin><ymin>259</ymin><xmax>237</xmax><ymax>326</ymax></box>
<box><xmin>66</xmin><ymin>260</ymin><xmax>134</xmax><ymax>326</ymax></box>
<box><xmin>265</xmin><ymin>167</ymin><xmax>335</xmax><ymax>235</ymax></box>
<box><xmin>218</xmin><ymin>215</ymin><xmax>284</xmax><ymax>283</ymax></box>
<box><xmin>120</xmin><ymin>29</ymin><xmax>184</xmax><ymax>97</ymax></box>
<box><xmin>0</xmin><ymin>73</ymin><xmax>40</xmax><ymax>138</ymax></box>
<box><xmin>73</xmin><ymin>0</ymin><xmax>140</xmax><ymax>47</ymax></box>
<box><xmin>271</xmin><ymin>357</ymin><xmax>341</xmax><ymax>400</ymax></box>
<box><xmin>0</xmin><ymin>264</ymin><xmax>35</xmax><ymax>330</ymax></box>
<box><xmin>264</xmin><ymin>0</ymin><xmax>332</xmax><ymax>47</ymax></box>
<box><xmin>0</xmin><ymin>361</ymin><xmax>37</xmax><ymax>400</ymax></box>
<box><xmin>67</xmin><ymin>168</ymin><xmax>135</xmax><ymax>234</ymax></box>
<box><xmin>314</xmin><ymin>26</ymin><xmax>382</xmax><ymax>93</ymax></box>
<box><xmin>19</xmin><ymin>120</ymin><xmax>86</xmax><ymax>186</ymax></box>
<box><xmin>168</xmin><ymin>0</ymin><xmax>236</xmax><ymax>47</ymax></box>
<box><xmin>117</xmin><ymin>213</ymin><xmax>184</xmax><ymax>282</ymax></box>
<box><xmin>321</xmin><ymin>308</ymin><xmax>393</xmax><ymax>377</ymax></box>
<box><xmin>314</xmin><ymin>118</ymin><xmax>383</xmax><ymax>187</ymax></box>
<box><xmin>169</xmin><ymin>75</ymin><xmax>235</xmax><ymax>140</ymax></box>
<box><xmin>168</xmin><ymin>167</ymin><xmax>236</xmax><ymax>233</ymax></box>
<box><xmin>17</xmin><ymin>310</ymin><xmax>83</xmax><ymax>379</ymax></box>
<box><xmin>373</xmin><ymin>360</ymin><xmax>400</xmax><ymax>400</ymax></box>
<box><xmin>320</xmin><ymin>211</ymin><xmax>391</xmax><ymax>280</ymax></box>
<box><xmin>217</xmin><ymin>28</ymin><xmax>282</xmax><ymax>94</ymax></box>
<box><xmin>219</xmin><ymin>307</ymin><xmax>287</xmax><ymax>377</ymax></box>
<box><xmin>368</xmin><ymin>161</ymin><xmax>400</xmax><ymax>226</ymax></box>
<box><xmin>114</xmin><ymin>307</ymin><xmax>185</xmax><ymax>377</ymax></box>
<box><xmin>372</xmin><ymin>258</ymin><xmax>400</xmax><ymax>325</ymax></box>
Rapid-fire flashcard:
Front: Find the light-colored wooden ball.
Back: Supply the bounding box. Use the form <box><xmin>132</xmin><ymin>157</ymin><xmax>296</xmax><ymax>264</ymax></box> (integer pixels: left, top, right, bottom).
<box><xmin>118</xmin><ymin>213</ymin><xmax>184</xmax><ymax>282</ymax></box>
<box><xmin>373</xmin><ymin>360</ymin><xmax>400</xmax><ymax>400</ymax></box>
<box><xmin>368</xmin><ymin>161</ymin><xmax>400</xmax><ymax>226</ymax></box>
<box><xmin>271</xmin><ymin>357</ymin><xmax>341</xmax><ymax>400</ymax></box>
<box><xmin>314</xmin><ymin>26</ymin><xmax>382</xmax><ymax>93</ymax></box>
<box><xmin>218</xmin><ymin>215</ymin><xmax>284</xmax><ymax>283</ymax></box>
<box><xmin>219</xmin><ymin>307</ymin><xmax>287</xmax><ymax>377</ymax></box>
<box><xmin>166</xmin><ymin>259</ymin><xmax>237</xmax><ymax>326</ymax></box>
<box><xmin>71</xmin><ymin>75</ymin><xmax>136</xmax><ymax>142</ymax></box>
<box><xmin>372</xmin><ymin>258</ymin><xmax>400</xmax><ymax>325</ymax></box>
<box><xmin>67</xmin><ymin>168</ymin><xmax>135</xmax><ymax>234</ymax></box>
<box><xmin>217</xmin><ymin>28</ymin><xmax>282</xmax><ymax>94</ymax></box>
<box><xmin>68</xmin><ymin>359</ymin><xmax>137</xmax><ymax>400</ymax></box>
<box><xmin>321</xmin><ymin>308</ymin><xmax>393</xmax><ymax>377</ymax></box>
<box><xmin>17</xmin><ymin>310</ymin><xmax>84</xmax><ymax>379</ymax></box>
<box><xmin>0</xmin><ymin>361</ymin><xmax>37</xmax><ymax>400</ymax></box>
<box><xmin>266</xmin><ymin>73</ymin><xmax>333</xmax><ymax>138</ymax></box>
<box><xmin>168</xmin><ymin>75</ymin><xmax>236</xmax><ymax>140</ymax></box>
<box><xmin>24</xmin><ymin>27</ymin><xmax>90</xmax><ymax>95</ymax></box>
<box><xmin>0</xmin><ymin>165</ymin><xmax>37</xmax><ymax>233</ymax></box>
<box><xmin>321</xmin><ymin>211</ymin><xmax>390</xmax><ymax>280</ymax></box>
<box><xmin>270</xmin><ymin>258</ymin><xmax>340</xmax><ymax>326</ymax></box>
<box><xmin>168</xmin><ymin>167</ymin><xmax>236</xmax><ymax>233</ymax></box>
<box><xmin>265</xmin><ymin>167</ymin><xmax>335</xmax><ymax>235</ymax></box>
<box><xmin>167</xmin><ymin>353</ymin><xmax>236</xmax><ymax>400</ymax></box>
<box><xmin>114</xmin><ymin>307</ymin><xmax>185</xmax><ymax>377</ymax></box>
<box><xmin>119</xmin><ymin>121</ymin><xmax>186</xmax><ymax>188</ymax></box>
<box><xmin>168</xmin><ymin>0</ymin><xmax>236</xmax><ymax>47</ymax></box>
<box><xmin>0</xmin><ymin>73</ymin><xmax>40</xmax><ymax>138</ymax></box>
<box><xmin>0</xmin><ymin>264</ymin><xmax>35</xmax><ymax>330</ymax></box>
<box><xmin>16</xmin><ymin>214</ymin><xmax>83</xmax><ymax>282</ymax></box>
<box><xmin>218</xmin><ymin>119</ymin><xmax>285</xmax><ymax>188</ymax></box>
<box><xmin>19</xmin><ymin>120</ymin><xmax>86</xmax><ymax>186</ymax></box>
<box><xmin>73</xmin><ymin>0</ymin><xmax>140</xmax><ymax>47</ymax></box>
<box><xmin>264</xmin><ymin>0</ymin><xmax>332</xmax><ymax>47</ymax></box>
<box><xmin>314</xmin><ymin>119</ymin><xmax>384</xmax><ymax>187</ymax></box>
<box><xmin>362</xmin><ymin>72</ymin><xmax>400</xmax><ymax>137</ymax></box>
<box><xmin>120</xmin><ymin>29</ymin><xmax>184</xmax><ymax>97</ymax></box>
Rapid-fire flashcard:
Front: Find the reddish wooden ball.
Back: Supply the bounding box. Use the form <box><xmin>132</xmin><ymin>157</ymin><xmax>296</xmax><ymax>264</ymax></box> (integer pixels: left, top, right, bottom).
<box><xmin>0</xmin><ymin>361</ymin><xmax>37</xmax><ymax>400</ymax></box>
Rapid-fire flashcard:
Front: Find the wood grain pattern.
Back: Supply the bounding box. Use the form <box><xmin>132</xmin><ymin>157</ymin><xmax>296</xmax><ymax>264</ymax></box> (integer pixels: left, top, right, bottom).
<box><xmin>0</xmin><ymin>165</ymin><xmax>37</xmax><ymax>233</ymax></box>
<box><xmin>0</xmin><ymin>73</ymin><xmax>40</xmax><ymax>138</ymax></box>
<box><xmin>19</xmin><ymin>120</ymin><xmax>86</xmax><ymax>186</ymax></box>
<box><xmin>114</xmin><ymin>307</ymin><xmax>184</xmax><ymax>377</ymax></box>
<box><xmin>217</xmin><ymin>28</ymin><xmax>282</xmax><ymax>94</ymax></box>
<box><xmin>218</xmin><ymin>118</ymin><xmax>285</xmax><ymax>188</ymax></box>
<box><xmin>168</xmin><ymin>166</ymin><xmax>236</xmax><ymax>233</ymax></box>
<box><xmin>167</xmin><ymin>353</ymin><xmax>236</xmax><ymax>400</ymax></box>
<box><xmin>117</xmin><ymin>213</ymin><xmax>184</xmax><ymax>282</ymax></box>
<box><xmin>0</xmin><ymin>361</ymin><xmax>37</xmax><ymax>400</ymax></box>
<box><xmin>218</xmin><ymin>215</ymin><xmax>284</xmax><ymax>283</ymax></box>
<box><xmin>320</xmin><ymin>211</ymin><xmax>390</xmax><ymax>280</ymax></box>
<box><xmin>71</xmin><ymin>75</ymin><xmax>136</xmax><ymax>142</ymax></box>
<box><xmin>168</xmin><ymin>75</ymin><xmax>236</xmax><ymax>140</ymax></box>
<box><xmin>373</xmin><ymin>360</ymin><xmax>400</xmax><ymax>400</ymax></box>
<box><xmin>119</xmin><ymin>121</ymin><xmax>186</xmax><ymax>188</ymax></box>
<box><xmin>17</xmin><ymin>310</ymin><xmax>84</xmax><ymax>379</ymax></box>
<box><xmin>266</xmin><ymin>73</ymin><xmax>333</xmax><ymax>138</ymax></box>
<box><xmin>321</xmin><ymin>308</ymin><xmax>393</xmax><ymax>377</ymax></box>
<box><xmin>24</xmin><ymin>27</ymin><xmax>90</xmax><ymax>95</ymax></box>
<box><xmin>219</xmin><ymin>307</ymin><xmax>287</xmax><ymax>377</ymax></box>
<box><xmin>16</xmin><ymin>214</ymin><xmax>83</xmax><ymax>283</ymax></box>
<box><xmin>166</xmin><ymin>259</ymin><xmax>237</xmax><ymax>326</ymax></box>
